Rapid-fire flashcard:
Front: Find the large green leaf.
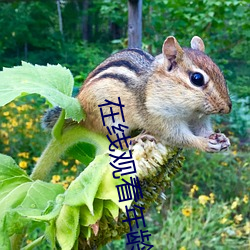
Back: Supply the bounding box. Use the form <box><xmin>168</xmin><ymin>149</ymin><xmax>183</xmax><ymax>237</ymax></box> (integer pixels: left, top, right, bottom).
<box><xmin>65</xmin><ymin>142</ymin><xmax>96</xmax><ymax>165</ymax></box>
<box><xmin>0</xmin><ymin>154</ymin><xmax>65</xmax><ymax>248</ymax></box>
<box><xmin>63</xmin><ymin>154</ymin><xmax>109</xmax><ymax>213</ymax></box>
<box><xmin>0</xmin><ymin>154</ymin><xmax>30</xmax><ymax>181</ymax></box>
<box><xmin>0</xmin><ymin>62</ymin><xmax>85</xmax><ymax>121</ymax></box>
<box><xmin>79</xmin><ymin>199</ymin><xmax>103</xmax><ymax>227</ymax></box>
<box><xmin>56</xmin><ymin>205</ymin><xmax>80</xmax><ymax>250</ymax></box>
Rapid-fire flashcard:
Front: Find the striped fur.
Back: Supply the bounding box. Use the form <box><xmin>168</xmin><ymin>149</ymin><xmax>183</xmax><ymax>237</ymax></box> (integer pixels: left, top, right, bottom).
<box><xmin>76</xmin><ymin>36</ymin><xmax>232</xmax><ymax>152</ymax></box>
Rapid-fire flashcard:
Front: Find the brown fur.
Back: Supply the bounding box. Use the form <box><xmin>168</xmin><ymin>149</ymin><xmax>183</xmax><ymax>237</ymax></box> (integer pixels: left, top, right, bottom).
<box><xmin>77</xmin><ymin>36</ymin><xmax>231</xmax><ymax>152</ymax></box>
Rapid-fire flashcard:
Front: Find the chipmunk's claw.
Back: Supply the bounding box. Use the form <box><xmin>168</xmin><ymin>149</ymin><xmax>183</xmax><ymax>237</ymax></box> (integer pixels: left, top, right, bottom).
<box><xmin>207</xmin><ymin>133</ymin><xmax>230</xmax><ymax>152</ymax></box>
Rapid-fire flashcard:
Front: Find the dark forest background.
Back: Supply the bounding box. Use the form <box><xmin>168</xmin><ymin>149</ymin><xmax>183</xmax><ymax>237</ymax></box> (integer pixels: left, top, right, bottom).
<box><xmin>0</xmin><ymin>1</ymin><xmax>249</xmax><ymax>249</ymax></box>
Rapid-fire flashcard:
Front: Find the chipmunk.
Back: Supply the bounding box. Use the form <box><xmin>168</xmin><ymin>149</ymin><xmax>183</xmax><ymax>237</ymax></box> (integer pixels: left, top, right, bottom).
<box><xmin>43</xmin><ymin>36</ymin><xmax>232</xmax><ymax>153</ymax></box>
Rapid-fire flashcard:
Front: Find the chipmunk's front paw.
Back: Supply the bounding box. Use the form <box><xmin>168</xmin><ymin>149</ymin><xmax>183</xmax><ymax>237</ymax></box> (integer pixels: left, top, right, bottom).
<box><xmin>207</xmin><ymin>133</ymin><xmax>230</xmax><ymax>152</ymax></box>
<box><xmin>129</xmin><ymin>133</ymin><xmax>156</xmax><ymax>149</ymax></box>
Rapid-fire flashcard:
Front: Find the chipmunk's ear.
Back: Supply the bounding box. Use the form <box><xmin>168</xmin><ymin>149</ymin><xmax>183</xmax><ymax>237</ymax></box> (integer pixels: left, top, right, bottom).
<box><xmin>162</xmin><ymin>36</ymin><xmax>184</xmax><ymax>62</ymax></box>
<box><xmin>191</xmin><ymin>36</ymin><xmax>205</xmax><ymax>52</ymax></box>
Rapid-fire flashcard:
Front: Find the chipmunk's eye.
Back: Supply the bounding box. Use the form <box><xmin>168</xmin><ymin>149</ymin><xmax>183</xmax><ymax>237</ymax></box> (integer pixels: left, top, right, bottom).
<box><xmin>190</xmin><ymin>72</ymin><xmax>204</xmax><ymax>87</ymax></box>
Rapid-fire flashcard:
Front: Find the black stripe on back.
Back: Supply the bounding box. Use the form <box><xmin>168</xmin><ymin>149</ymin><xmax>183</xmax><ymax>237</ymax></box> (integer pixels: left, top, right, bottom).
<box><xmin>125</xmin><ymin>48</ymin><xmax>154</xmax><ymax>62</ymax></box>
<box><xmin>96</xmin><ymin>73</ymin><xmax>130</xmax><ymax>85</ymax></box>
<box><xmin>91</xmin><ymin>60</ymin><xmax>140</xmax><ymax>79</ymax></box>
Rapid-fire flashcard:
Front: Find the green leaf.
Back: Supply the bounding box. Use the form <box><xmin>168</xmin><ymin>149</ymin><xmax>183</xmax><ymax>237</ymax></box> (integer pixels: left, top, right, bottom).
<box><xmin>0</xmin><ymin>182</ymin><xmax>33</xmax><ymax>218</ymax></box>
<box><xmin>64</xmin><ymin>154</ymin><xmax>109</xmax><ymax>213</ymax></box>
<box><xmin>0</xmin><ymin>154</ymin><xmax>30</xmax><ymax>181</ymax></box>
<box><xmin>0</xmin><ymin>62</ymin><xmax>85</xmax><ymax>122</ymax></box>
<box><xmin>103</xmin><ymin>200</ymin><xmax>119</xmax><ymax>219</ymax></box>
<box><xmin>0</xmin><ymin>176</ymin><xmax>31</xmax><ymax>201</ymax></box>
<box><xmin>52</xmin><ymin>109</ymin><xmax>66</xmax><ymax>139</ymax></box>
<box><xmin>65</xmin><ymin>142</ymin><xmax>96</xmax><ymax>165</ymax></box>
<box><xmin>20</xmin><ymin>181</ymin><xmax>64</xmax><ymax>213</ymax></box>
<box><xmin>56</xmin><ymin>205</ymin><xmax>80</xmax><ymax>250</ymax></box>
<box><xmin>96</xmin><ymin>160</ymin><xmax>134</xmax><ymax>213</ymax></box>
<box><xmin>79</xmin><ymin>199</ymin><xmax>103</xmax><ymax>227</ymax></box>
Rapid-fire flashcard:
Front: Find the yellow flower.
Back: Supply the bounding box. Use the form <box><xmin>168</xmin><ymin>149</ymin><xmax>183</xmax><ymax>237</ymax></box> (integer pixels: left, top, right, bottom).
<box><xmin>221</xmin><ymin>232</ymin><xmax>227</xmax><ymax>238</ymax></box>
<box><xmin>75</xmin><ymin>159</ymin><xmax>81</xmax><ymax>165</ymax></box>
<box><xmin>244</xmin><ymin>221</ymin><xmax>250</xmax><ymax>234</ymax></box>
<box><xmin>18</xmin><ymin>152</ymin><xmax>30</xmax><ymax>159</ymax></box>
<box><xmin>51</xmin><ymin>175</ymin><xmax>61</xmax><ymax>183</ymax></box>
<box><xmin>236</xmin><ymin>229</ymin><xmax>242</xmax><ymax>237</ymax></box>
<box><xmin>232</xmin><ymin>150</ymin><xmax>237</xmax><ymax>156</ymax></box>
<box><xmin>62</xmin><ymin>160</ymin><xmax>69</xmax><ymax>166</ymax></box>
<box><xmin>198</xmin><ymin>195</ymin><xmax>210</xmax><ymax>206</ymax></box>
<box><xmin>231</xmin><ymin>198</ymin><xmax>240</xmax><ymax>209</ymax></box>
<box><xmin>19</xmin><ymin>161</ymin><xmax>28</xmax><ymax>169</ymax></box>
<box><xmin>194</xmin><ymin>238</ymin><xmax>201</xmax><ymax>247</ymax></box>
<box><xmin>189</xmin><ymin>184</ymin><xmax>199</xmax><ymax>198</ymax></box>
<box><xmin>220</xmin><ymin>217</ymin><xmax>228</xmax><ymax>224</ymax></box>
<box><xmin>209</xmin><ymin>193</ymin><xmax>215</xmax><ymax>204</ymax></box>
<box><xmin>221</xmin><ymin>162</ymin><xmax>228</xmax><ymax>167</ymax></box>
<box><xmin>243</xmin><ymin>195</ymin><xmax>248</xmax><ymax>204</ymax></box>
<box><xmin>11</xmin><ymin>119</ymin><xmax>18</xmax><ymax>127</ymax></box>
<box><xmin>182</xmin><ymin>207</ymin><xmax>192</xmax><ymax>217</ymax></box>
<box><xmin>32</xmin><ymin>157</ymin><xmax>39</xmax><ymax>162</ymax></box>
<box><xmin>70</xmin><ymin>165</ymin><xmax>77</xmax><ymax>172</ymax></box>
<box><xmin>179</xmin><ymin>247</ymin><xmax>186</xmax><ymax>250</ymax></box>
<box><xmin>0</xmin><ymin>130</ymin><xmax>8</xmax><ymax>138</ymax></box>
<box><xmin>9</xmin><ymin>102</ymin><xmax>16</xmax><ymax>108</ymax></box>
<box><xmin>26</xmin><ymin>121</ymin><xmax>33</xmax><ymax>129</ymax></box>
<box><xmin>234</xmin><ymin>214</ymin><xmax>243</xmax><ymax>224</ymax></box>
<box><xmin>63</xmin><ymin>182</ymin><xmax>69</xmax><ymax>189</ymax></box>
<box><xmin>66</xmin><ymin>176</ymin><xmax>75</xmax><ymax>182</ymax></box>
<box><xmin>3</xmin><ymin>111</ymin><xmax>9</xmax><ymax>116</ymax></box>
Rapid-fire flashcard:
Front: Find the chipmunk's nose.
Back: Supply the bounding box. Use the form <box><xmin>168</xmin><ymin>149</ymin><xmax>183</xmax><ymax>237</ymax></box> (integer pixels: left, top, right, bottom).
<box><xmin>219</xmin><ymin>101</ymin><xmax>232</xmax><ymax>114</ymax></box>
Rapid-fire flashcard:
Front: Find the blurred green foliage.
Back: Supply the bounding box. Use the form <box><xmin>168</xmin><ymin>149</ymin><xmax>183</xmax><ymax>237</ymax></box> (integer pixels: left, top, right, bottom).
<box><xmin>0</xmin><ymin>0</ymin><xmax>249</xmax><ymax>98</ymax></box>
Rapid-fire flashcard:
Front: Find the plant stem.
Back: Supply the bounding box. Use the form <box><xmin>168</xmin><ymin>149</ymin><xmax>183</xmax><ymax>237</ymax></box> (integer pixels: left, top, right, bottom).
<box><xmin>30</xmin><ymin>126</ymin><xmax>109</xmax><ymax>181</ymax></box>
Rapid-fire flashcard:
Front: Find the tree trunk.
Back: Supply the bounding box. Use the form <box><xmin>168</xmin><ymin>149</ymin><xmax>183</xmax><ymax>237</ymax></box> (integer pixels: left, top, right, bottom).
<box><xmin>82</xmin><ymin>0</ymin><xmax>89</xmax><ymax>41</ymax></box>
<box><xmin>56</xmin><ymin>0</ymin><xmax>63</xmax><ymax>36</ymax></box>
<box><xmin>128</xmin><ymin>0</ymin><xmax>142</xmax><ymax>49</ymax></box>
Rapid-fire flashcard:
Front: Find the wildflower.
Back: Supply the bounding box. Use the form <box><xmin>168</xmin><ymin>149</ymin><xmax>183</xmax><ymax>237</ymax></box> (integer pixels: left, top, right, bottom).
<box><xmin>62</xmin><ymin>160</ymin><xmax>69</xmax><ymax>166</ymax></box>
<box><xmin>234</xmin><ymin>214</ymin><xmax>243</xmax><ymax>224</ymax></box>
<box><xmin>63</xmin><ymin>182</ymin><xmax>69</xmax><ymax>189</ymax></box>
<box><xmin>198</xmin><ymin>195</ymin><xmax>210</xmax><ymax>206</ymax></box>
<box><xmin>179</xmin><ymin>247</ymin><xmax>186</xmax><ymax>250</ymax></box>
<box><xmin>232</xmin><ymin>150</ymin><xmax>237</xmax><ymax>156</ymax></box>
<box><xmin>0</xmin><ymin>130</ymin><xmax>8</xmax><ymax>138</ymax></box>
<box><xmin>51</xmin><ymin>175</ymin><xmax>61</xmax><ymax>183</ymax></box>
<box><xmin>66</xmin><ymin>176</ymin><xmax>75</xmax><ymax>182</ymax></box>
<box><xmin>209</xmin><ymin>193</ymin><xmax>215</xmax><ymax>204</ymax></box>
<box><xmin>231</xmin><ymin>197</ymin><xmax>240</xmax><ymax>209</ymax></box>
<box><xmin>18</xmin><ymin>152</ymin><xmax>30</xmax><ymax>159</ymax></box>
<box><xmin>71</xmin><ymin>165</ymin><xmax>77</xmax><ymax>172</ymax></box>
<box><xmin>32</xmin><ymin>157</ymin><xmax>39</xmax><ymax>162</ymax></box>
<box><xmin>244</xmin><ymin>221</ymin><xmax>250</xmax><ymax>234</ymax></box>
<box><xmin>182</xmin><ymin>207</ymin><xmax>192</xmax><ymax>217</ymax></box>
<box><xmin>220</xmin><ymin>217</ymin><xmax>228</xmax><ymax>224</ymax></box>
<box><xmin>194</xmin><ymin>238</ymin><xmax>201</xmax><ymax>247</ymax></box>
<box><xmin>189</xmin><ymin>184</ymin><xmax>199</xmax><ymax>198</ymax></box>
<box><xmin>26</xmin><ymin>121</ymin><xmax>33</xmax><ymax>129</ymax></box>
<box><xmin>243</xmin><ymin>195</ymin><xmax>248</xmax><ymax>204</ymax></box>
<box><xmin>11</xmin><ymin>119</ymin><xmax>18</xmax><ymax>127</ymax></box>
<box><xmin>221</xmin><ymin>162</ymin><xmax>228</xmax><ymax>167</ymax></box>
<box><xmin>3</xmin><ymin>111</ymin><xmax>9</xmax><ymax>116</ymax></box>
<box><xmin>75</xmin><ymin>159</ymin><xmax>81</xmax><ymax>165</ymax></box>
<box><xmin>236</xmin><ymin>229</ymin><xmax>243</xmax><ymax>237</ymax></box>
<box><xmin>19</xmin><ymin>161</ymin><xmax>28</xmax><ymax>169</ymax></box>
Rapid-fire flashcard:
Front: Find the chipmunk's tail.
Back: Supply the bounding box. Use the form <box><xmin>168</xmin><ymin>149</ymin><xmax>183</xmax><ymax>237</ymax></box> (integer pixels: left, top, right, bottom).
<box><xmin>41</xmin><ymin>106</ymin><xmax>62</xmax><ymax>130</ymax></box>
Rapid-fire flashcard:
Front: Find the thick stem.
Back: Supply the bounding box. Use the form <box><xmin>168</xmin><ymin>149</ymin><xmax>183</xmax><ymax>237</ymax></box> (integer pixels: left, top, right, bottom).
<box><xmin>30</xmin><ymin>126</ymin><xmax>109</xmax><ymax>181</ymax></box>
